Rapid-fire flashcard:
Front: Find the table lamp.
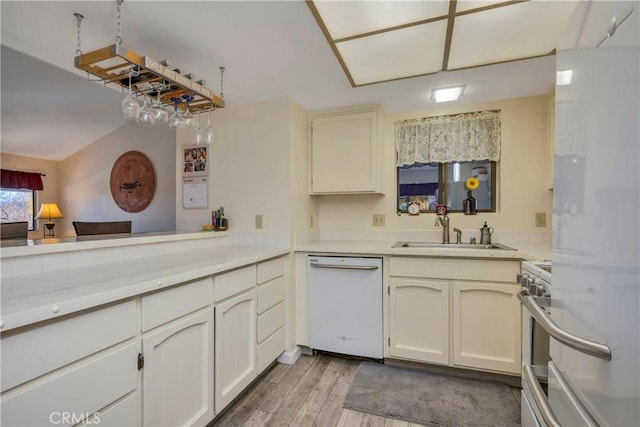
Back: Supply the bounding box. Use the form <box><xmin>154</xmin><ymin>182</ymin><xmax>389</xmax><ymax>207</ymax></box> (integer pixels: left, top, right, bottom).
<box><xmin>35</xmin><ymin>202</ymin><xmax>64</xmax><ymax>238</ymax></box>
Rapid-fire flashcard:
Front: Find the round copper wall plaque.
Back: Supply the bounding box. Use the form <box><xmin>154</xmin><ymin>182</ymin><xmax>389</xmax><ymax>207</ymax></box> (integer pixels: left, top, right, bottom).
<box><xmin>110</xmin><ymin>151</ymin><xmax>156</xmax><ymax>213</ymax></box>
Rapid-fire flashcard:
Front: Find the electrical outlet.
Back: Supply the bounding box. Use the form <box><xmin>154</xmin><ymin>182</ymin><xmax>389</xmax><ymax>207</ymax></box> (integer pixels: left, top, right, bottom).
<box><xmin>535</xmin><ymin>212</ymin><xmax>546</xmax><ymax>227</ymax></box>
<box><xmin>255</xmin><ymin>214</ymin><xmax>263</xmax><ymax>229</ymax></box>
<box><xmin>373</xmin><ymin>214</ymin><xmax>385</xmax><ymax>227</ymax></box>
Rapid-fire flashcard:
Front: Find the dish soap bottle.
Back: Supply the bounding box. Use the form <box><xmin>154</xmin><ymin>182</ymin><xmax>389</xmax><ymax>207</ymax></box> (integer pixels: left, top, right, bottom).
<box><xmin>463</xmin><ymin>191</ymin><xmax>477</xmax><ymax>215</ymax></box>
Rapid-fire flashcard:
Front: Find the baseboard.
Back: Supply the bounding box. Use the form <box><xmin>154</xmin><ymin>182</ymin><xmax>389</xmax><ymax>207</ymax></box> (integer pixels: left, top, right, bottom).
<box><xmin>385</xmin><ymin>358</ymin><xmax>522</xmax><ymax>388</ymax></box>
<box><xmin>277</xmin><ymin>346</ymin><xmax>302</xmax><ymax>365</ymax></box>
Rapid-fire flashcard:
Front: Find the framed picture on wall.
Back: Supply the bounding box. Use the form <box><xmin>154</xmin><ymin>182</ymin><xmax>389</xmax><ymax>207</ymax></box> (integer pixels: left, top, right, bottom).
<box><xmin>182</xmin><ymin>144</ymin><xmax>209</xmax><ymax>177</ymax></box>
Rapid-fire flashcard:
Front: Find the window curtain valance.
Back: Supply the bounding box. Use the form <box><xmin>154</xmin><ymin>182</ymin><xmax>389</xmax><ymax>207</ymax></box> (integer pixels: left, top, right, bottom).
<box><xmin>1</xmin><ymin>169</ymin><xmax>44</xmax><ymax>190</ymax></box>
<box><xmin>395</xmin><ymin>110</ymin><xmax>501</xmax><ymax>166</ymax></box>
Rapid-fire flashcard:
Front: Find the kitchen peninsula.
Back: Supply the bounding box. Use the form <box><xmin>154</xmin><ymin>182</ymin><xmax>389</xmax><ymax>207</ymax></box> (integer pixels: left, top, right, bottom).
<box><xmin>1</xmin><ymin>232</ymin><xmax>290</xmax><ymax>426</ymax></box>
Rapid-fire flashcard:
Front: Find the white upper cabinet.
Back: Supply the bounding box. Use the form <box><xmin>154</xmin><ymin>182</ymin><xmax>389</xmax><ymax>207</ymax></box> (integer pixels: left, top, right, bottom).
<box><xmin>310</xmin><ymin>106</ymin><xmax>383</xmax><ymax>194</ymax></box>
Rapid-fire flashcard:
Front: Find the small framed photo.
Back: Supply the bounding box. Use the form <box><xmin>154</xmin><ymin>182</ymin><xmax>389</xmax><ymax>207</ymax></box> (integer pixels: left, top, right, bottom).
<box><xmin>182</xmin><ymin>145</ymin><xmax>209</xmax><ymax>177</ymax></box>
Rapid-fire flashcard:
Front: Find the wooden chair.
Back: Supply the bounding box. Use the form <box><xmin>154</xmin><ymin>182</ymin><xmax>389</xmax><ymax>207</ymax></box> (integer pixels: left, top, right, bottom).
<box><xmin>0</xmin><ymin>221</ymin><xmax>29</xmax><ymax>239</ymax></box>
<box><xmin>72</xmin><ymin>221</ymin><xmax>132</xmax><ymax>236</ymax></box>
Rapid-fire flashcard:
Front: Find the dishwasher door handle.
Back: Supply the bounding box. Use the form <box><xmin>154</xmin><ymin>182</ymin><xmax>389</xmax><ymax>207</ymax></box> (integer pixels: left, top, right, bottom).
<box><xmin>309</xmin><ymin>263</ymin><xmax>379</xmax><ymax>271</ymax></box>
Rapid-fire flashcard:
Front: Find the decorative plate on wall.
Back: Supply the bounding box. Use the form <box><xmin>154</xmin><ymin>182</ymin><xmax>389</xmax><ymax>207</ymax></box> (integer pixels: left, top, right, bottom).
<box><xmin>110</xmin><ymin>151</ymin><xmax>156</xmax><ymax>213</ymax></box>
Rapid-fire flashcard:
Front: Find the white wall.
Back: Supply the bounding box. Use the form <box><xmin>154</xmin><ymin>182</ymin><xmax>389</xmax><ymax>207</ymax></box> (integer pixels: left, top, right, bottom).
<box><xmin>177</xmin><ymin>98</ymin><xmax>298</xmax><ymax>235</ymax></box>
<box><xmin>0</xmin><ymin>153</ymin><xmax>59</xmax><ymax>239</ymax></box>
<box><xmin>58</xmin><ymin>122</ymin><xmax>176</xmax><ymax>236</ymax></box>
<box><xmin>317</xmin><ymin>95</ymin><xmax>553</xmax><ymax>233</ymax></box>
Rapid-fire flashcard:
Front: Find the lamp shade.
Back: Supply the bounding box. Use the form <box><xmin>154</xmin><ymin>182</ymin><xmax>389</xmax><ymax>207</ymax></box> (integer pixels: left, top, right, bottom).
<box><xmin>35</xmin><ymin>203</ymin><xmax>63</xmax><ymax>220</ymax></box>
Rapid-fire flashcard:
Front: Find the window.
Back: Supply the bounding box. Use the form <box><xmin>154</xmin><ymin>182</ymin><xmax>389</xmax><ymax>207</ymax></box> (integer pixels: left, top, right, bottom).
<box><xmin>1</xmin><ymin>188</ymin><xmax>36</xmax><ymax>230</ymax></box>
<box><xmin>397</xmin><ymin>161</ymin><xmax>496</xmax><ymax>213</ymax></box>
<box><xmin>394</xmin><ymin>110</ymin><xmax>500</xmax><ymax>214</ymax></box>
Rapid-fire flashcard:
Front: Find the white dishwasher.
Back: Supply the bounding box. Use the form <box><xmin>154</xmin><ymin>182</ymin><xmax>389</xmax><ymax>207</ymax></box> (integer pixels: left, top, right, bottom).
<box><xmin>307</xmin><ymin>255</ymin><xmax>383</xmax><ymax>359</ymax></box>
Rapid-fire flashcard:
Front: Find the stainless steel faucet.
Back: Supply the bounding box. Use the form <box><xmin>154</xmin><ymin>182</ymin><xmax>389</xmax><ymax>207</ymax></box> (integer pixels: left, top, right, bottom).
<box><xmin>453</xmin><ymin>227</ymin><xmax>462</xmax><ymax>244</ymax></box>
<box><xmin>434</xmin><ymin>214</ymin><xmax>450</xmax><ymax>244</ymax></box>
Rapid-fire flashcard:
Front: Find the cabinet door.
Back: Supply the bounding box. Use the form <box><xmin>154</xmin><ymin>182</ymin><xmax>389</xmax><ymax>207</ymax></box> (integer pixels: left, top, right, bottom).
<box><xmin>142</xmin><ymin>309</ymin><xmax>214</xmax><ymax>427</ymax></box>
<box><xmin>1</xmin><ymin>343</ymin><xmax>138</xmax><ymax>427</ymax></box>
<box><xmin>452</xmin><ymin>281</ymin><xmax>521</xmax><ymax>374</ymax></box>
<box><xmin>311</xmin><ymin>109</ymin><xmax>381</xmax><ymax>194</ymax></box>
<box><xmin>389</xmin><ymin>278</ymin><xmax>449</xmax><ymax>364</ymax></box>
<box><xmin>215</xmin><ymin>289</ymin><xmax>257</xmax><ymax>411</ymax></box>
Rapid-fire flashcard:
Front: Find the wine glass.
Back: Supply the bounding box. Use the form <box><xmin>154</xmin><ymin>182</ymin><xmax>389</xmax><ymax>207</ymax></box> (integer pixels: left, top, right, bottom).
<box><xmin>168</xmin><ymin>98</ymin><xmax>182</xmax><ymax>130</ymax></box>
<box><xmin>181</xmin><ymin>94</ymin><xmax>195</xmax><ymax>127</ymax></box>
<box><xmin>150</xmin><ymin>86</ymin><xmax>168</xmax><ymax>123</ymax></box>
<box><xmin>121</xmin><ymin>69</ymin><xmax>139</xmax><ymax>121</ymax></box>
<box><xmin>205</xmin><ymin>109</ymin><xmax>214</xmax><ymax>145</ymax></box>
<box><xmin>194</xmin><ymin>113</ymin><xmax>203</xmax><ymax>145</ymax></box>
<box><xmin>137</xmin><ymin>95</ymin><xmax>155</xmax><ymax>126</ymax></box>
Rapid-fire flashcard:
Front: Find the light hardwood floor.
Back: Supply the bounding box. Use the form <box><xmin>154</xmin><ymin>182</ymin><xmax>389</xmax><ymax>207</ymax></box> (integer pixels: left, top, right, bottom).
<box><xmin>212</xmin><ymin>354</ymin><xmax>522</xmax><ymax>427</ymax></box>
<box><xmin>212</xmin><ymin>354</ymin><xmax>428</xmax><ymax>427</ymax></box>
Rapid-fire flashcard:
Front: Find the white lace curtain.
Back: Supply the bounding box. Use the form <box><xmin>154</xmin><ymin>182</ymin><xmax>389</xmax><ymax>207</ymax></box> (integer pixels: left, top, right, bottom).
<box><xmin>395</xmin><ymin>110</ymin><xmax>501</xmax><ymax>166</ymax></box>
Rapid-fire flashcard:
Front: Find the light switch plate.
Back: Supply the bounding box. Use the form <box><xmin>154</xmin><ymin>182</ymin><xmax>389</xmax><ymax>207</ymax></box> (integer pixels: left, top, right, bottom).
<box><xmin>255</xmin><ymin>214</ymin><xmax>263</xmax><ymax>229</ymax></box>
<box><xmin>373</xmin><ymin>214</ymin><xmax>385</xmax><ymax>227</ymax></box>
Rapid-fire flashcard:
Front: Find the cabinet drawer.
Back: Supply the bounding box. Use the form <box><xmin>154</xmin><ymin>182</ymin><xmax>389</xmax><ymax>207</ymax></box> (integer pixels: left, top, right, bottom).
<box><xmin>257</xmin><ymin>257</ymin><xmax>285</xmax><ymax>284</ymax></box>
<box><xmin>1</xmin><ymin>300</ymin><xmax>136</xmax><ymax>392</ymax></box>
<box><xmin>214</xmin><ymin>265</ymin><xmax>256</xmax><ymax>302</ymax></box>
<box><xmin>257</xmin><ymin>327</ymin><xmax>285</xmax><ymax>374</ymax></box>
<box><xmin>257</xmin><ymin>276</ymin><xmax>285</xmax><ymax>314</ymax></box>
<box><xmin>1</xmin><ymin>343</ymin><xmax>138</xmax><ymax>427</ymax></box>
<box><xmin>142</xmin><ymin>277</ymin><xmax>213</xmax><ymax>332</ymax></box>
<box><xmin>390</xmin><ymin>257</ymin><xmax>520</xmax><ymax>283</ymax></box>
<box><xmin>85</xmin><ymin>392</ymin><xmax>139</xmax><ymax>427</ymax></box>
<box><xmin>257</xmin><ymin>301</ymin><xmax>285</xmax><ymax>343</ymax></box>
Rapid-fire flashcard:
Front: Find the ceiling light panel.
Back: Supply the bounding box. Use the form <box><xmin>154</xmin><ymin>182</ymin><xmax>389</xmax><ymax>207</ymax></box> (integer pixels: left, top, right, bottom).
<box><xmin>336</xmin><ymin>21</ymin><xmax>447</xmax><ymax>85</ymax></box>
<box><xmin>313</xmin><ymin>0</ymin><xmax>449</xmax><ymax>40</ymax></box>
<box><xmin>448</xmin><ymin>1</ymin><xmax>579</xmax><ymax>69</ymax></box>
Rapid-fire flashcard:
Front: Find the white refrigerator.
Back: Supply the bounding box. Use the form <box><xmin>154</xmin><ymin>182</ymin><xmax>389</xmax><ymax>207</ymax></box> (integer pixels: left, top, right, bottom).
<box><xmin>549</xmin><ymin>1</ymin><xmax>639</xmax><ymax>426</ymax></box>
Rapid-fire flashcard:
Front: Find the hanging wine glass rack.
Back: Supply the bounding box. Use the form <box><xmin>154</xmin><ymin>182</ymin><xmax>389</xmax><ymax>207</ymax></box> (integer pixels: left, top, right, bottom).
<box><xmin>74</xmin><ymin>43</ymin><xmax>224</xmax><ymax>113</ymax></box>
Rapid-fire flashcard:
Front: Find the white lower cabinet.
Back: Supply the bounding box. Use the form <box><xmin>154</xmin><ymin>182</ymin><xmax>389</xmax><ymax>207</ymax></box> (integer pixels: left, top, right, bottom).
<box><xmin>1</xmin><ymin>343</ymin><xmax>139</xmax><ymax>427</ymax></box>
<box><xmin>388</xmin><ymin>256</ymin><xmax>521</xmax><ymax>375</ymax></box>
<box><xmin>389</xmin><ymin>278</ymin><xmax>449</xmax><ymax>365</ymax></box>
<box><xmin>0</xmin><ymin>300</ymin><xmax>139</xmax><ymax>427</ymax></box>
<box><xmin>142</xmin><ymin>309</ymin><xmax>214</xmax><ymax>427</ymax></box>
<box><xmin>452</xmin><ymin>281</ymin><xmax>521</xmax><ymax>374</ymax></box>
<box><xmin>140</xmin><ymin>278</ymin><xmax>214</xmax><ymax>427</ymax></box>
<box><xmin>215</xmin><ymin>288</ymin><xmax>257</xmax><ymax>412</ymax></box>
<box><xmin>0</xmin><ymin>255</ymin><xmax>289</xmax><ymax>426</ymax></box>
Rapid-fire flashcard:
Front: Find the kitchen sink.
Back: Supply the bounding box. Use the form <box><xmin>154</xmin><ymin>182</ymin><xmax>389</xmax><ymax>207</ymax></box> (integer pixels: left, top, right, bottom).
<box><xmin>392</xmin><ymin>241</ymin><xmax>516</xmax><ymax>250</ymax></box>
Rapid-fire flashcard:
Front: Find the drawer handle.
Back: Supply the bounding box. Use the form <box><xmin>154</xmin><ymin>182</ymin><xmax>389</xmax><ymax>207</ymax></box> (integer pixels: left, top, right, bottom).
<box><xmin>517</xmin><ymin>290</ymin><xmax>612</xmax><ymax>360</ymax></box>
<box><xmin>547</xmin><ymin>361</ymin><xmax>600</xmax><ymax>427</ymax></box>
<box><xmin>523</xmin><ymin>365</ymin><xmax>561</xmax><ymax>427</ymax></box>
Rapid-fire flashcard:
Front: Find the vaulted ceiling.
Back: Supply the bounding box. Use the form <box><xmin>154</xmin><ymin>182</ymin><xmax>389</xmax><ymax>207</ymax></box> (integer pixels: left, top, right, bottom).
<box><xmin>1</xmin><ymin>1</ymin><xmax>577</xmax><ymax>161</ymax></box>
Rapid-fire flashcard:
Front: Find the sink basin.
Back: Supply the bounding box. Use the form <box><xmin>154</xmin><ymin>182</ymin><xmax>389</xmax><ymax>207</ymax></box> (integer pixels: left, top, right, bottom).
<box><xmin>392</xmin><ymin>241</ymin><xmax>516</xmax><ymax>251</ymax></box>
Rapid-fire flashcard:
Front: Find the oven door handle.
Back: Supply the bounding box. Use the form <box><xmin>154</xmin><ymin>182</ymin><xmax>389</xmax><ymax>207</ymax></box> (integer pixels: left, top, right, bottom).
<box><xmin>523</xmin><ymin>365</ymin><xmax>562</xmax><ymax>427</ymax></box>
<box><xmin>517</xmin><ymin>290</ymin><xmax>612</xmax><ymax>361</ymax></box>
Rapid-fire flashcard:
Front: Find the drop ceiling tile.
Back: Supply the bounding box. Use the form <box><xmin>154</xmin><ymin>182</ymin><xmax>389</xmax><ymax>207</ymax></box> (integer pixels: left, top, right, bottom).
<box><xmin>313</xmin><ymin>0</ymin><xmax>449</xmax><ymax>40</ymax></box>
<box><xmin>455</xmin><ymin>1</ymin><xmax>513</xmax><ymax>14</ymax></box>
<box><xmin>448</xmin><ymin>1</ymin><xmax>579</xmax><ymax>69</ymax></box>
<box><xmin>336</xmin><ymin>21</ymin><xmax>447</xmax><ymax>85</ymax></box>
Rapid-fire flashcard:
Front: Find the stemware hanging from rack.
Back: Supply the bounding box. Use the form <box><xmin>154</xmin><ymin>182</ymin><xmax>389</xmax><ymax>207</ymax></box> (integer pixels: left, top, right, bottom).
<box><xmin>205</xmin><ymin>109</ymin><xmax>214</xmax><ymax>145</ymax></box>
<box><xmin>121</xmin><ymin>67</ymin><xmax>139</xmax><ymax>121</ymax></box>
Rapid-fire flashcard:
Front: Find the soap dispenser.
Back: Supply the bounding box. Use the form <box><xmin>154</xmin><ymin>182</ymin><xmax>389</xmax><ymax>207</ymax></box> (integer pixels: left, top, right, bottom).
<box><xmin>463</xmin><ymin>191</ymin><xmax>477</xmax><ymax>215</ymax></box>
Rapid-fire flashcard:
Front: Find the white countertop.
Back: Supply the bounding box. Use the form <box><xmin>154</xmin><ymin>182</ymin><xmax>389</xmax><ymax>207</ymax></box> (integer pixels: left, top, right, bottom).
<box><xmin>0</xmin><ymin>230</ymin><xmax>229</xmax><ymax>258</ymax></box>
<box><xmin>0</xmin><ymin>244</ymin><xmax>287</xmax><ymax>332</ymax></box>
<box><xmin>295</xmin><ymin>240</ymin><xmax>551</xmax><ymax>261</ymax></box>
